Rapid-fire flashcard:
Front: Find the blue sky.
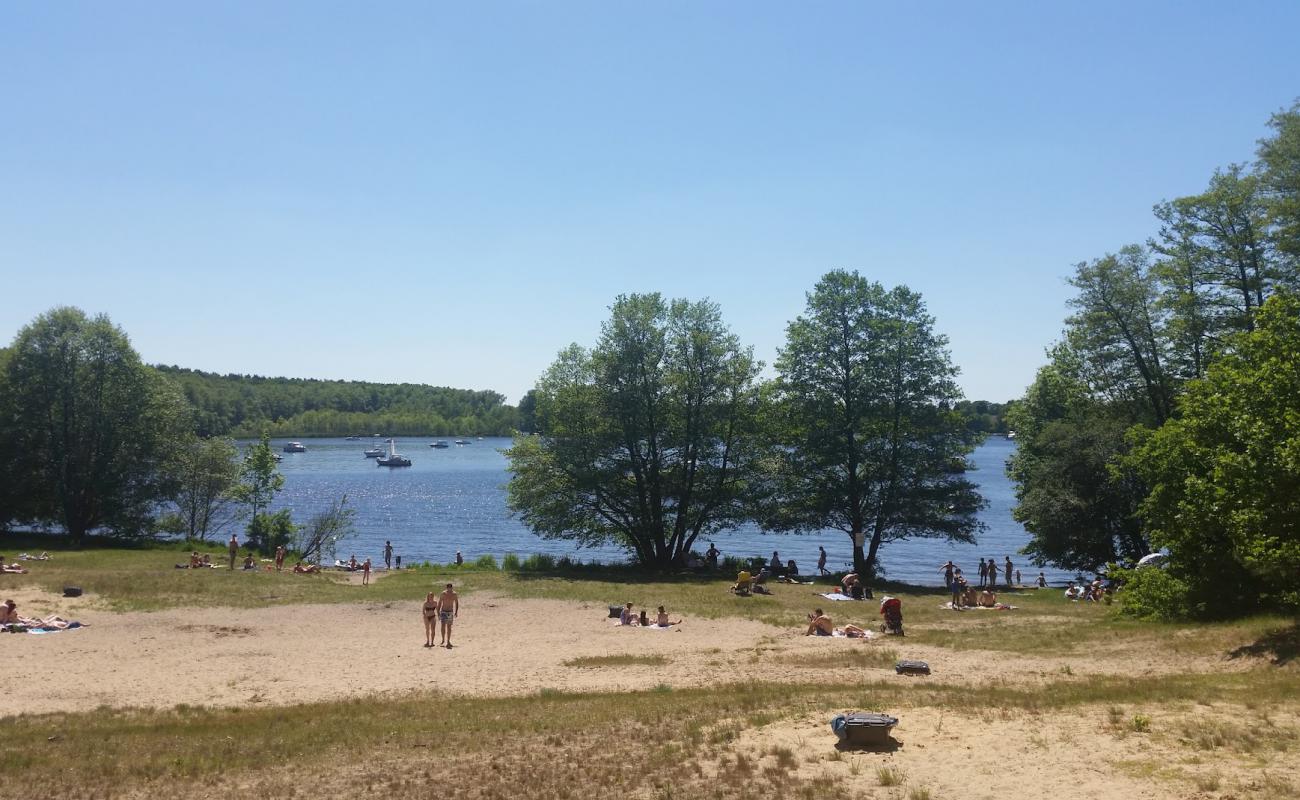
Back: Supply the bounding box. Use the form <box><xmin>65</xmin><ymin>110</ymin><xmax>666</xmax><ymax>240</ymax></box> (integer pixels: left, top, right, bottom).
<box><xmin>2</xmin><ymin>2</ymin><xmax>1297</xmax><ymax>404</ymax></box>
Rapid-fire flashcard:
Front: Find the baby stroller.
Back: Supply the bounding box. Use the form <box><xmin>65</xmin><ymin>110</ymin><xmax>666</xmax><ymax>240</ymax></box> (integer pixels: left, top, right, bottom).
<box><xmin>879</xmin><ymin>596</ymin><xmax>904</xmax><ymax>636</ymax></box>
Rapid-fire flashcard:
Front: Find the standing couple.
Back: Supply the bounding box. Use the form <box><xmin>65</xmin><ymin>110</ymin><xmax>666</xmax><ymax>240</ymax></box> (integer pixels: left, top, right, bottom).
<box><xmin>423</xmin><ymin>583</ymin><xmax>459</xmax><ymax>648</ymax></box>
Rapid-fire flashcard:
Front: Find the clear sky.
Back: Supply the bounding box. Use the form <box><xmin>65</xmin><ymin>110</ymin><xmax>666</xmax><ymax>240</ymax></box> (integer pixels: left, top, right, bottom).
<box><xmin>2</xmin><ymin>2</ymin><xmax>1297</xmax><ymax>404</ymax></box>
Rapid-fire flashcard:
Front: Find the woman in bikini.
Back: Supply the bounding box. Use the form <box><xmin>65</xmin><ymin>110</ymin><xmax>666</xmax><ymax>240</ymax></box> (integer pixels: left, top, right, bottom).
<box><xmin>422</xmin><ymin>591</ymin><xmax>439</xmax><ymax>647</ymax></box>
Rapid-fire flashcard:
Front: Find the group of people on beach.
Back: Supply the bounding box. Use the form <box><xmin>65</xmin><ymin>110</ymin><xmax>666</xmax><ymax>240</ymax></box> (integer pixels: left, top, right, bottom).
<box><xmin>0</xmin><ymin>598</ymin><xmax>78</xmax><ymax>631</ymax></box>
<box><xmin>617</xmin><ymin>602</ymin><xmax>681</xmax><ymax>628</ymax></box>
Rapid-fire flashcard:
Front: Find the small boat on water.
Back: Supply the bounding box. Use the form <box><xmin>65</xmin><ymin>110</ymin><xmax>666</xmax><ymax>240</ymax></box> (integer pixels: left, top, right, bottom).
<box><xmin>363</xmin><ymin>444</ymin><xmax>385</xmax><ymax>458</ymax></box>
<box><xmin>377</xmin><ymin>438</ymin><xmax>412</xmax><ymax>467</ymax></box>
<box><xmin>345</xmin><ymin>435</ymin><xmax>361</xmax><ymax>441</ymax></box>
<box><xmin>454</xmin><ymin>439</ymin><xmax>470</xmax><ymax>445</ymax></box>
<box><xmin>430</xmin><ymin>441</ymin><xmax>450</xmax><ymax>449</ymax></box>
<box><xmin>283</xmin><ymin>442</ymin><xmax>307</xmax><ymax>453</ymax></box>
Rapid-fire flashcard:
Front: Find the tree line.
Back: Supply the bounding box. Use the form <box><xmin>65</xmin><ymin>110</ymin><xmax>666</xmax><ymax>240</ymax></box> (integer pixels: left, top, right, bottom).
<box><xmin>1009</xmin><ymin>100</ymin><xmax>1300</xmax><ymax>618</ymax></box>
<box><xmin>157</xmin><ymin>365</ymin><xmax>520</xmax><ymax>437</ymax></box>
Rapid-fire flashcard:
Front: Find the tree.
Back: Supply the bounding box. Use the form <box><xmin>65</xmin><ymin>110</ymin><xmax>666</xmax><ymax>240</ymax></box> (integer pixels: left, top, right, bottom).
<box><xmin>516</xmin><ymin>389</ymin><xmax>538</xmax><ymax>434</ymax></box>
<box><xmin>0</xmin><ymin>307</ymin><xmax>187</xmax><ymax>541</ymax></box>
<box><xmin>1257</xmin><ymin>100</ymin><xmax>1300</xmax><ymax>261</ymax></box>
<box><xmin>1006</xmin><ymin>363</ymin><xmax>1149</xmax><ymax>572</ymax></box>
<box><xmin>230</xmin><ymin>432</ymin><xmax>285</xmax><ymax>550</ymax></box>
<box><xmin>170</xmin><ymin>436</ymin><xmax>240</xmax><ymax>541</ymax></box>
<box><xmin>506</xmin><ymin>294</ymin><xmax>764</xmax><ymax>568</ymax></box>
<box><xmin>1130</xmin><ymin>292</ymin><xmax>1300</xmax><ymax>615</ymax></box>
<box><xmin>297</xmin><ymin>495</ymin><xmax>357</xmax><ymax>564</ymax></box>
<box><xmin>763</xmin><ymin>271</ymin><xmax>985</xmax><ymax>583</ymax></box>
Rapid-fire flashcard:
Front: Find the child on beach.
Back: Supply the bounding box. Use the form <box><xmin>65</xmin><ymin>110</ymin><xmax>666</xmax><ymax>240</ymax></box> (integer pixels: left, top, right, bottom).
<box><xmin>362</xmin><ymin>558</ymin><xmax>371</xmax><ymax>586</ymax></box>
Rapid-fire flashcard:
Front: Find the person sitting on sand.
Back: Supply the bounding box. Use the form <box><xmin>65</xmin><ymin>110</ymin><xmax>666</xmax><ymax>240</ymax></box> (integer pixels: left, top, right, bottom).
<box><xmin>1064</xmin><ymin>582</ymin><xmax>1080</xmax><ymax>600</ymax></box>
<box><xmin>978</xmin><ymin>589</ymin><xmax>997</xmax><ymax>607</ymax></box>
<box><xmin>0</xmin><ymin>600</ymin><xmax>17</xmax><ymax>625</ymax></box>
<box><xmin>805</xmin><ymin>608</ymin><xmax>833</xmax><ymax>636</ymax></box>
<box><xmin>242</xmin><ymin>554</ymin><xmax>256</xmax><ymax>570</ymax></box>
<box><xmin>619</xmin><ymin>602</ymin><xmax>637</xmax><ymax>626</ymax></box>
<box><xmin>786</xmin><ymin>559</ymin><xmax>799</xmax><ymax>576</ymax></box>
<box><xmin>961</xmin><ymin>584</ymin><xmax>978</xmax><ymax>608</ymax></box>
<box><xmin>638</xmin><ymin>608</ymin><xmax>650</xmax><ymax>626</ymax></box>
<box><xmin>655</xmin><ymin>606</ymin><xmax>681</xmax><ymax>627</ymax></box>
<box><xmin>751</xmin><ymin>568</ymin><xmax>773</xmax><ymax>594</ymax></box>
<box><xmin>200</xmin><ymin>554</ymin><xmax>212</xmax><ymax>567</ymax></box>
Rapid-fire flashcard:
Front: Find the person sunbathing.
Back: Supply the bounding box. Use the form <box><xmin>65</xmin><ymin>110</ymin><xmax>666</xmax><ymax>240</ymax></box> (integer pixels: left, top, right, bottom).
<box><xmin>805</xmin><ymin>608</ymin><xmax>833</xmax><ymax>636</ymax></box>
<box><xmin>655</xmin><ymin>606</ymin><xmax>681</xmax><ymax>627</ymax></box>
<box><xmin>1</xmin><ymin>563</ymin><xmax>29</xmax><ymax>574</ymax></box>
<box><xmin>840</xmin><ymin>623</ymin><xmax>869</xmax><ymax>638</ymax></box>
<box><xmin>292</xmin><ymin>562</ymin><xmax>321</xmax><ymax>574</ymax></box>
<box><xmin>619</xmin><ymin>602</ymin><xmax>638</xmax><ymax>625</ymax></box>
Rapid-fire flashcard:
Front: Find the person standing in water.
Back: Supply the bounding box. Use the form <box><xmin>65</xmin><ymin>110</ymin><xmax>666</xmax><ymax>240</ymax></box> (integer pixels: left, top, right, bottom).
<box><xmin>437</xmin><ymin>583</ymin><xmax>459</xmax><ymax>648</ymax></box>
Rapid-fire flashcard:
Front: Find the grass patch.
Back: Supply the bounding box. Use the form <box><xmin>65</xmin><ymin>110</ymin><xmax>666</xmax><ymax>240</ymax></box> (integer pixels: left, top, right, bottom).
<box><xmin>780</xmin><ymin>648</ymin><xmax>899</xmax><ymax>670</ymax></box>
<box><xmin>563</xmin><ymin>654</ymin><xmax>669</xmax><ymax>668</ymax></box>
<box><xmin>877</xmin><ymin>765</ymin><xmax>905</xmax><ymax>785</ymax></box>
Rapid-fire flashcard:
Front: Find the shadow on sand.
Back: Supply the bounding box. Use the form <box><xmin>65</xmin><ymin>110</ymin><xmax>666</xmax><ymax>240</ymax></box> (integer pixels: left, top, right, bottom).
<box><xmin>1228</xmin><ymin>623</ymin><xmax>1300</xmax><ymax>666</ymax></box>
<box><xmin>834</xmin><ymin>734</ymin><xmax>902</xmax><ymax>754</ymax></box>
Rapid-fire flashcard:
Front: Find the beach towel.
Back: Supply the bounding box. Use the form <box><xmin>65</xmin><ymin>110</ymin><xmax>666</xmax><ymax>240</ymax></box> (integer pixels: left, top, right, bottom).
<box><xmin>27</xmin><ymin>623</ymin><xmax>84</xmax><ymax>634</ymax></box>
<box><xmin>821</xmin><ymin>592</ymin><xmax>857</xmax><ymax>601</ymax></box>
<box><xmin>831</xmin><ymin>629</ymin><xmax>876</xmax><ymax>639</ymax></box>
<box><xmin>940</xmin><ymin>602</ymin><xmax>1017</xmax><ymax>611</ymax></box>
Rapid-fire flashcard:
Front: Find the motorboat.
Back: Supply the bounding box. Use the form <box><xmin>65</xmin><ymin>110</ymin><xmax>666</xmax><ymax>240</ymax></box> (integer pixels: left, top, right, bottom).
<box><xmin>377</xmin><ymin>438</ymin><xmax>412</xmax><ymax>467</ymax></box>
<box><xmin>283</xmin><ymin>442</ymin><xmax>307</xmax><ymax>453</ymax></box>
<box><xmin>430</xmin><ymin>441</ymin><xmax>450</xmax><ymax>449</ymax></box>
<box><xmin>363</xmin><ymin>444</ymin><xmax>385</xmax><ymax>458</ymax></box>
<box><xmin>454</xmin><ymin>439</ymin><xmax>470</xmax><ymax>445</ymax></box>
<box><xmin>345</xmin><ymin>435</ymin><xmax>361</xmax><ymax>441</ymax></box>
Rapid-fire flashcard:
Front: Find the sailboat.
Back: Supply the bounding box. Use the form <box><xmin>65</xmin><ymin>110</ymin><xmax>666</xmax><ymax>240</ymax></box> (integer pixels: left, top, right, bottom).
<box><xmin>377</xmin><ymin>438</ymin><xmax>412</xmax><ymax>467</ymax></box>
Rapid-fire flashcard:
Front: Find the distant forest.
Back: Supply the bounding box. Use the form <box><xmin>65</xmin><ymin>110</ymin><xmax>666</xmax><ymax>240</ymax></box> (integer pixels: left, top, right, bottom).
<box><xmin>955</xmin><ymin>399</ymin><xmax>1014</xmax><ymax>435</ymax></box>
<box><xmin>156</xmin><ymin>366</ymin><xmax>521</xmax><ymax>437</ymax></box>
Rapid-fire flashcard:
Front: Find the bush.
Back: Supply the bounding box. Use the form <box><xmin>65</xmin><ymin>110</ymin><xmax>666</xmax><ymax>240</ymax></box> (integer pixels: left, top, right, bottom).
<box><xmin>475</xmin><ymin>554</ymin><xmax>499</xmax><ymax>570</ymax></box>
<box><xmin>500</xmin><ymin>553</ymin><xmax>521</xmax><ymax>571</ymax></box>
<box><xmin>1116</xmin><ymin>566</ymin><xmax>1196</xmax><ymax>620</ymax></box>
<box><xmin>521</xmin><ymin>553</ymin><xmax>556</xmax><ymax>572</ymax></box>
<box><xmin>246</xmin><ymin>510</ymin><xmax>296</xmax><ymax>555</ymax></box>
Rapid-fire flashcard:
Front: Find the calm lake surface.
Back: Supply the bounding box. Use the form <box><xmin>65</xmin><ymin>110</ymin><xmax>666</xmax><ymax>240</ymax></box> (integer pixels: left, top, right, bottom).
<box><xmin>262</xmin><ymin>435</ymin><xmax>1079</xmax><ymax>587</ymax></box>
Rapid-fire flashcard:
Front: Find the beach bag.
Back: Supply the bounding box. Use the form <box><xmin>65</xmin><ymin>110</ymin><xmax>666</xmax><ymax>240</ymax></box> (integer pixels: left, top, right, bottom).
<box><xmin>850</xmin><ymin>583</ymin><xmax>865</xmax><ymax>600</ymax></box>
<box><xmin>894</xmin><ymin>659</ymin><xmax>930</xmax><ymax>676</ymax></box>
<box><xmin>832</xmin><ymin>712</ymin><xmax>898</xmax><ymax>745</ymax></box>
<box><xmin>63</xmin><ymin>587</ymin><xmax>83</xmax><ymax>598</ymax></box>
<box><xmin>608</xmin><ymin>606</ymin><xmax>622</xmax><ymax>618</ymax></box>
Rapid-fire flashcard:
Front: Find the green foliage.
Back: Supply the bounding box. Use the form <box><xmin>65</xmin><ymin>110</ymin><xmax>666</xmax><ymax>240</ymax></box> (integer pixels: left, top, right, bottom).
<box><xmin>764</xmin><ymin>271</ymin><xmax>985</xmax><ymax>578</ymax></box>
<box><xmin>1130</xmin><ymin>293</ymin><xmax>1300</xmax><ymax>615</ymax></box>
<box><xmin>1258</xmin><ymin>100</ymin><xmax>1300</xmax><ymax>259</ymax></box>
<box><xmin>474</xmin><ymin>554</ymin><xmax>499</xmax><ymax>570</ymax></box>
<box><xmin>1007</xmin><ymin>365</ymin><xmax>1149</xmax><ymax>572</ymax></box>
<box><xmin>155</xmin><ymin>365</ymin><xmax>519</xmax><ymax>437</ymax></box>
<box><xmin>507</xmin><ymin>294</ymin><xmax>765</xmax><ymax>568</ymax></box>
<box><xmin>521</xmin><ymin>553</ymin><xmax>556</xmax><ymax>571</ymax></box>
<box><xmin>230</xmin><ymin>433</ymin><xmax>284</xmax><ymax>522</ymax></box>
<box><xmin>169</xmin><ymin>436</ymin><xmax>240</xmax><ymax>541</ymax></box>
<box><xmin>0</xmin><ymin>307</ymin><xmax>189</xmax><ymax>540</ymax></box>
<box><xmin>955</xmin><ymin>399</ymin><xmax>1014</xmax><ymax>434</ymax></box>
<box><xmin>245</xmin><ymin>509</ymin><xmax>296</xmax><ymax>555</ymax></box>
<box><xmin>501</xmin><ymin>553</ymin><xmax>521</xmax><ymax>571</ymax></box>
<box><xmin>1113</xmin><ymin>566</ymin><xmax>1196</xmax><ymax>621</ymax></box>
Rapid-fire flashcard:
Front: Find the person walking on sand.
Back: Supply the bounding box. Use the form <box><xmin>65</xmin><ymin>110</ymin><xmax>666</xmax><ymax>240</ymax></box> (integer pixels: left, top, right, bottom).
<box><xmin>817</xmin><ymin>546</ymin><xmax>829</xmax><ymax>576</ymax></box>
<box><xmin>1004</xmin><ymin>556</ymin><xmax>1013</xmax><ymax>588</ymax></box>
<box><xmin>437</xmin><ymin>583</ymin><xmax>459</xmax><ymax>648</ymax></box>
<box><xmin>384</xmin><ymin>540</ymin><xmax>393</xmax><ymax>570</ymax></box>
<box><xmin>227</xmin><ymin>534</ymin><xmax>239</xmax><ymax>570</ymax></box>
<box><xmin>422</xmin><ymin>591</ymin><xmax>438</xmax><ymax>647</ymax></box>
<box><xmin>362</xmin><ymin>558</ymin><xmax>371</xmax><ymax>586</ymax></box>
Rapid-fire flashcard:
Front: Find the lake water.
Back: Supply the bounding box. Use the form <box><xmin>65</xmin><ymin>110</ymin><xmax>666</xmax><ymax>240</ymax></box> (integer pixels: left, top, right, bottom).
<box><xmin>262</xmin><ymin>435</ymin><xmax>1079</xmax><ymax>587</ymax></box>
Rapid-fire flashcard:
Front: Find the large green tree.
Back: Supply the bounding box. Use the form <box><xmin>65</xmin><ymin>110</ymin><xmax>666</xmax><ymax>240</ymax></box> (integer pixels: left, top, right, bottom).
<box><xmin>506</xmin><ymin>294</ymin><xmax>763</xmax><ymax>568</ymax></box>
<box><xmin>1258</xmin><ymin>100</ymin><xmax>1300</xmax><ymax>260</ymax></box>
<box><xmin>763</xmin><ymin>271</ymin><xmax>984</xmax><ymax>583</ymax></box>
<box><xmin>1131</xmin><ymin>293</ymin><xmax>1300</xmax><ymax>614</ymax></box>
<box><xmin>0</xmin><ymin>307</ymin><xmax>187</xmax><ymax>541</ymax></box>
<box><xmin>230</xmin><ymin>433</ymin><xmax>286</xmax><ymax>552</ymax></box>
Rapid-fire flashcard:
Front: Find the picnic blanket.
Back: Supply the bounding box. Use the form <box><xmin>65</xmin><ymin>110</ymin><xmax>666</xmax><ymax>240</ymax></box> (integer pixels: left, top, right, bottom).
<box><xmin>821</xmin><ymin>592</ymin><xmax>858</xmax><ymax>601</ymax></box>
<box><xmin>607</xmin><ymin>618</ymin><xmax>676</xmax><ymax>629</ymax></box>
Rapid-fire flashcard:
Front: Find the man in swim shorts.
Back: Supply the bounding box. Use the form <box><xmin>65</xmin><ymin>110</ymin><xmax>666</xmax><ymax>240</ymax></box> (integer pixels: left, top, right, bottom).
<box><xmin>805</xmin><ymin>608</ymin><xmax>833</xmax><ymax>636</ymax></box>
<box><xmin>437</xmin><ymin>583</ymin><xmax>459</xmax><ymax>648</ymax></box>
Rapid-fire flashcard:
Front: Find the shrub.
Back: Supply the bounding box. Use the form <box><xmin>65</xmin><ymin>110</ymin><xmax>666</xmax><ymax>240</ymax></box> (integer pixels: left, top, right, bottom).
<box><xmin>521</xmin><ymin>553</ymin><xmax>556</xmax><ymax>572</ymax></box>
<box><xmin>474</xmin><ymin>554</ymin><xmax>499</xmax><ymax>570</ymax></box>
<box><xmin>500</xmin><ymin>553</ymin><xmax>520</xmax><ymax>571</ymax></box>
<box><xmin>1116</xmin><ymin>566</ymin><xmax>1196</xmax><ymax>620</ymax></box>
